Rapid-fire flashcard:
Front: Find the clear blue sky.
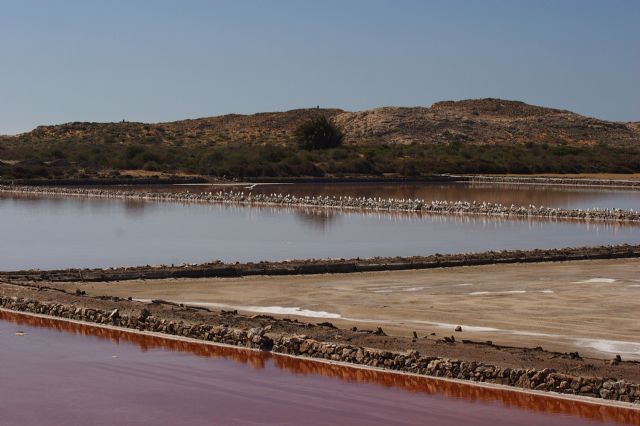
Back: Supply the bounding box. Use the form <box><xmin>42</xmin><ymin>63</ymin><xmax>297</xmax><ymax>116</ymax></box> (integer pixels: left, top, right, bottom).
<box><xmin>1</xmin><ymin>0</ymin><xmax>638</xmax><ymax>134</ymax></box>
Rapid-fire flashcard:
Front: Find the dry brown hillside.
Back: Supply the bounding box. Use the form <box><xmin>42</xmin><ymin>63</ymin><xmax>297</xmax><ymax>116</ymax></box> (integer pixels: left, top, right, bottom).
<box><xmin>1</xmin><ymin>99</ymin><xmax>638</xmax><ymax>147</ymax></box>
<box><xmin>335</xmin><ymin>99</ymin><xmax>639</xmax><ymax>146</ymax></box>
<box><xmin>0</xmin><ymin>109</ymin><xmax>343</xmax><ymax>147</ymax></box>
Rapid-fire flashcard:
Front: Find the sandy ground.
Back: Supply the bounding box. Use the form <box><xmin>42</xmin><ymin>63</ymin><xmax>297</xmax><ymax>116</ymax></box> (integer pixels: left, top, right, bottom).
<box><xmin>59</xmin><ymin>258</ymin><xmax>640</xmax><ymax>361</ymax></box>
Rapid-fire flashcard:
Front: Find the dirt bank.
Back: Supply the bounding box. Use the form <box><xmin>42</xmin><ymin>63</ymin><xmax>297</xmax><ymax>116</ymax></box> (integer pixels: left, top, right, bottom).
<box><xmin>3</xmin><ymin>244</ymin><xmax>639</xmax><ymax>283</ymax></box>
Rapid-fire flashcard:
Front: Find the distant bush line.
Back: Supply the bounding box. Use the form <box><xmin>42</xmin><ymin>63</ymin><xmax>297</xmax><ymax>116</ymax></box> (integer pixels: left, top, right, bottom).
<box><xmin>1</xmin><ymin>140</ymin><xmax>639</xmax><ymax>180</ymax></box>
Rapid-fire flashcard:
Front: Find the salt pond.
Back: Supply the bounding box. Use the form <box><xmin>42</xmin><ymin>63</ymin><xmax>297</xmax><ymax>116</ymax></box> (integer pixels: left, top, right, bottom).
<box><xmin>1</xmin><ymin>311</ymin><xmax>637</xmax><ymax>426</ymax></box>
<box><xmin>1</xmin><ymin>192</ymin><xmax>639</xmax><ymax>270</ymax></box>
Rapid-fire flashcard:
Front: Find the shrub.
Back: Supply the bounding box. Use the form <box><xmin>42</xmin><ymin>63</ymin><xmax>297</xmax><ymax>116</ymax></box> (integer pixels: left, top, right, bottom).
<box><xmin>294</xmin><ymin>116</ymin><xmax>343</xmax><ymax>150</ymax></box>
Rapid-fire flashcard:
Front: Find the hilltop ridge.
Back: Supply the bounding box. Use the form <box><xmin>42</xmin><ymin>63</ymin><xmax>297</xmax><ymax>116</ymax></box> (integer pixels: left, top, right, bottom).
<box><xmin>2</xmin><ymin>99</ymin><xmax>638</xmax><ymax>147</ymax></box>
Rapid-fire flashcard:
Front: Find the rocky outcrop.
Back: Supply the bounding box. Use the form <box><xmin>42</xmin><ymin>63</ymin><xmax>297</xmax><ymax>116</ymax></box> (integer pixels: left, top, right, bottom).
<box><xmin>1</xmin><ymin>296</ymin><xmax>638</xmax><ymax>404</ymax></box>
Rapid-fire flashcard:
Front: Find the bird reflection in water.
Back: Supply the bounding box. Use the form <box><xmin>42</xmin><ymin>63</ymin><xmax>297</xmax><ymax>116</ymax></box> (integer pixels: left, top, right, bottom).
<box><xmin>295</xmin><ymin>208</ymin><xmax>340</xmax><ymax>231</ymax></box>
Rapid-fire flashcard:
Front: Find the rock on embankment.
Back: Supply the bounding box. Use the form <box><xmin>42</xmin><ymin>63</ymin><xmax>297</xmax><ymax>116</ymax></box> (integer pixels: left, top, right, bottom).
<box><xmin>1</xmin><ymin>296</ymin><xmax>638</xmax><ymax>405</ymax></box>
<box><xmin>3</xmin><ymin>244</ymin><xmax>640</xmax><ymax>282</ymax></box>
<box><xmin>1</xmin><ymin>185</ymin><xmax>640</xmax><ymax>222</ymax></box>
<box><xmin>469</xmin><ymin>175</ymin><xmax>640</xmax><ymax>189</ymax></box>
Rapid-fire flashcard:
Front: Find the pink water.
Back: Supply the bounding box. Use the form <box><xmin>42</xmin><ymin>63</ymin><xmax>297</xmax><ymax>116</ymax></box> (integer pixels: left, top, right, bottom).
<box><xmin>0</xmin><ymin>311</ymin><xmax>637</xmax><ymax>426</ymax></box>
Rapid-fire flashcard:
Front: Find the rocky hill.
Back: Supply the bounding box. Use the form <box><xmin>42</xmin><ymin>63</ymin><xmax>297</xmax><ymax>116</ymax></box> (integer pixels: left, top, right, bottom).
<box><xmin>336</xmin><ymin>99</ymin><xmax>639</xmax><ymax>146</ymax></box>
<box><xmin>2</xmin><ymin>99</ymin><xmax>638</xmax><ymax>147</ymax></box>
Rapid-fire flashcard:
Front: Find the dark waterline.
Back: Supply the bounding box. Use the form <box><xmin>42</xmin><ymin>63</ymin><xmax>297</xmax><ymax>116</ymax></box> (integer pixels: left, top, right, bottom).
<box><xmin>1</xmin><ymin>193</ymin><xmax>639</xmax><ymax>270</ymax></box>
<box><xmin>0</xmin><ymin>311</ymin><xmax>637</xmax><ymax>426</ymax></box>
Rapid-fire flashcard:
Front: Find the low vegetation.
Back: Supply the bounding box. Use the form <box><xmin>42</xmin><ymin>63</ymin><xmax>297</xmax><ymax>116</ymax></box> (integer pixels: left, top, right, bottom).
<box><xmin>1</xmin><ymin>99</ymin><xmax>638</xmax><ymax>180</ymax></box>
<box><xmin>294</xmin><ymin>116</ymin><xmax>344</xmax><ymax>150</ymax></box>
<box><xmin>1</xmin><ymin>138</ymin><xmax>639</xmax><ymax>180</ymax></box>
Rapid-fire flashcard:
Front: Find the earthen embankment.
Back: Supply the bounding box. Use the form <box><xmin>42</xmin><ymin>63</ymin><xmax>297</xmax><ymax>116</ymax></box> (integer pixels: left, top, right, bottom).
<box><xmin>2</xmin><ymin>244</ymin><xmax>638</xmax><ymax>282</ymax></box>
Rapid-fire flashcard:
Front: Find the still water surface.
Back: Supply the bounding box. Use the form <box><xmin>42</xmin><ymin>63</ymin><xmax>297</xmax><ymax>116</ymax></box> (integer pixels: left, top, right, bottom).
<box><xmin>1</xmin><ymin>193</ymin><xmax>639</xmax><ymax>270</ymax></box>
<box><xmin>1</xmin><ymin>311</ymin><xmax>637</xmax><ymax>426</ymax></box>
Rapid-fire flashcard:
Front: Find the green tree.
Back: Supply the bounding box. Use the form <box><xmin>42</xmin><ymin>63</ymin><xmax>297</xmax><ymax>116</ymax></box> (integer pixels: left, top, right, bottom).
<box><xmin>294</xmin><ymin>116</ymin><xmax>344</xmax><ymax>150</ymax></box>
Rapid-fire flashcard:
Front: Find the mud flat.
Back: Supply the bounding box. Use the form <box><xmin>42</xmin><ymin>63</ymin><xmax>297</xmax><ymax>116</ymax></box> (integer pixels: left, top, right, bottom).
<box><xmin>2</xmin><ymin>184</ymin><xmax>640</xmax><ymax>222</ymax></box>
<box><xmin>47</xmin><ymin>257</ymin><xmax>640</xmax><ymax>361</ymax></box>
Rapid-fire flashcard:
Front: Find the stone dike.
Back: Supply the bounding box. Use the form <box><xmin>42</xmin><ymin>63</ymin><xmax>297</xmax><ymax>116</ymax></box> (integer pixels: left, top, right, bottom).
<box><xmin>3</xmin><ymin>244</ymin><xmax>639</xmax><ymax>283</ymax></box>
<box><xmin>2</xmin><ymin>184</ymin><xmax>640</xmax><ymax>223</ymax></box>
<box><xmin>1</xmin><ymin>295</ymin><xmax>638</xmax><ymax>405</ymax></box>
<box><xmin>468</xmin><ymin>175</ymin><xmax>640</xmax><ymax>189</ymax></box>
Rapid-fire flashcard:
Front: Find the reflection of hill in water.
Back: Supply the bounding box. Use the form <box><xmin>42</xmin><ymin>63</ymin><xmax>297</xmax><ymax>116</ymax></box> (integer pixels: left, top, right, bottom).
<box><xmin>1</xmin><ymin>311</ymin><xmax>638</xmax><ymax>426</ymax></box>
<box><xmin>0</xmin><ymin>192</ymin><xmax>150</xmax><ymax>216</ymax></box>
<box><xmin>294</xmin><ymin>209</ymin><xmax>340</xmax><ymax>231</ymax></box>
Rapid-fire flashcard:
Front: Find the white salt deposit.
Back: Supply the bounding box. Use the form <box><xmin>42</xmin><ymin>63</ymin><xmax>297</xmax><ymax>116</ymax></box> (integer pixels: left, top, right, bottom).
<box><xmin>407</xmin><ymin>320</ymin><xmax>500</xmax><ymax>333</ymax></box>
<box><xmin>241</xmin><ymin>306</ymin><xmax>342</xmax><ymax>319</ymax></box>
<box><xmin>573</xmin><ymin>278</ymin><xmax>617</xmax><ymax>284</ymax></box>
<box><xmin>369</xmin><ymin>285</ymin><xmax>427</xmax><ymax>293</ymax></box>
<box><xmin>468</xmin><ymin>290</ymin><xmax>527</xmax><ymax>296</ymax></box>
<box><xmin>575</xmin><ymin>338</ymin><xmax>640</xmax><ymax>358</ymax></box>
<box><xmin>138</xmin><ymin>299</ymin><xmax>342</xmax><ymax>319</ymax></box>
